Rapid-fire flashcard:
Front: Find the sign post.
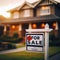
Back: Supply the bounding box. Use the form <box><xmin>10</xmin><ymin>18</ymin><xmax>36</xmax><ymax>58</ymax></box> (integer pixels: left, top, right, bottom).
<box><xmin>26</xmin><ymin>24</ymin><xmax>53</xmax><ymax>60</ymax></box>
<box><xmin>45</xmin><ymin>24</ymin><xmax>50</xmax><ymax>60</ymax></box>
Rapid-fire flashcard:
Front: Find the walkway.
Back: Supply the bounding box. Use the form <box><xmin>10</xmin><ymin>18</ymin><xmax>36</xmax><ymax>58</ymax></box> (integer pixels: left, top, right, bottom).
<box><xmin>49</xmin><ymin>53</ymin><xmax>60</xmax><ymax>60</ymax></box>
<box><xmin>0</xmin><ymin>47</ymin><xmax>26</xmax><ymax>54</ymax></box>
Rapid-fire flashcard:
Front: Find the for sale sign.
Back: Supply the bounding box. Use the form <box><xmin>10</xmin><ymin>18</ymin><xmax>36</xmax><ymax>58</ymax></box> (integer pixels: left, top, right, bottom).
<box><xmin>26</xmin><ymin>33</ymin><xmax>44</xmax><ymax>52</ymax></box>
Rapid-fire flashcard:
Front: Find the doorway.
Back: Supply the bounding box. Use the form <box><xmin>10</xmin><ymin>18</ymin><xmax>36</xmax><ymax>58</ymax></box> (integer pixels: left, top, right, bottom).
<box><xmin>22</xmin><ymin>24</ymin><xmax>28</xmax><ymax>36</ymax></box>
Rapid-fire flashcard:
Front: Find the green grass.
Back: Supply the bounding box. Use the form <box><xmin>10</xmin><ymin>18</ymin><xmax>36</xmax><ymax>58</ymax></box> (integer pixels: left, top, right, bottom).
<box><xmin>0</xmin><ymin>47</ymin><xmax>60</xmax><ymax>60</ymax></box>
<box><xmin>0</xmin><ymin>51</ymin><xmax>44</xmax><ymax>60</ymax></box>
<box><xmin>49</xmin><ymin>47</ymin><xmax>60</xmax><ymax>56</ymax></box>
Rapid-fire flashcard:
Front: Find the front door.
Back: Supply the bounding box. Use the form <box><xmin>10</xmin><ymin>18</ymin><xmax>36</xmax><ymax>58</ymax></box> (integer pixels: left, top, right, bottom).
<box><xmin>0</xmin><ymin>26</ymin><xmax>4</xmax><ymax>36</ymax></box>
<box><xmin>22</xmin><ymin>24</ymin><xmax>28</xmax><ymax>36</ymax></box>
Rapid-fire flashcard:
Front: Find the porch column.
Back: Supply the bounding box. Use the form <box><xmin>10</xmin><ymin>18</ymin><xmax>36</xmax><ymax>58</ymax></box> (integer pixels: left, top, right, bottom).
<box><xmin>29</xmin><ymin>23</ymin><xmax>32</xmax><ymax>29</ymax></box>
<box><xmin>4</xmin><ymin>25</ymin><xmax>7</xmax><ymax>35</ymax></box>
<box><xmin>18</xmin><ymin>24</ymin><xmax>22</xmax><ymax>37</ymax></box>
<box><xmin>55</xmin><ymin>22</ymin><xmax>58</xmax><ymax>30</ymax></box>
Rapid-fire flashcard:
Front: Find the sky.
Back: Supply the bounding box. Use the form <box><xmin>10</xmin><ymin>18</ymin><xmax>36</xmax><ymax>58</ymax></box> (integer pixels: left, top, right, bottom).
<box><xmin>0</xmin><ymin>0</ymin><xmax>39</xmax><ymax>12</ymax></box>
<box><xmin>0</xmin><ymin>0</ymin><xmax>39</xmax><ymax>17</ymax></box>
<box><xmin>0</xmin><ymin>0</ymin><xmax>60</xmax><ymax>17</ymax></box>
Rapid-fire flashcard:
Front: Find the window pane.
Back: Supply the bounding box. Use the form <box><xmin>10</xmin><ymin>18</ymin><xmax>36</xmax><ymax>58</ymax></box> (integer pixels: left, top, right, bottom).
<box><xmin>13</xmin><ymin>12</ymin><xmax>19</xmax><ymax>18</ymax></box>
<box><xmin>24</xmin><ymin>10</ymin><xmax>30</xmax><ymax>17</ymax></box>
<box><xmin>40</xmin><ymin>6</ymin><xmax>50</xmax><ymax>15</ymax></box>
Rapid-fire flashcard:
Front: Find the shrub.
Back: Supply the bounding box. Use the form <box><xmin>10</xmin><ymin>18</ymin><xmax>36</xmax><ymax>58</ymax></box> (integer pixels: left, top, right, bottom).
<box><xmin>0</xmin><ymin>34</ymin><xmax>23</xmax><ymax>43</ymax></box>
<box><xmin>49</xmin><ymin>30</ymin><xmax>60</xmax><ymax>46</ymax></box>
<box><xmin>18</xmin><ymin>37</ymin><xmax>23</xmax><ymax>43</ymax></box>
<box><xmin>13</xmin><ymin>33</ymin><xmax>19</xmax><ymax>38</ymax></box>
<box><xmin>8</xmin><ymin>43</ymin><xmax>16</xmax><ymax>49</ymax></box>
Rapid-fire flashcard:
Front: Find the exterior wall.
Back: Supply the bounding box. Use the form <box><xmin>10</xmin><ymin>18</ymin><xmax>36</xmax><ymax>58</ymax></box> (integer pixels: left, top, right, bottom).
<box><xmin>51</xmin><ymin>5</ymin><xmax>55</xmax><ymax>15</ymax></box>
<box><xmin>10</xmin><ymin>12</ymin><xmax>13</xmax><ymax>18</ymax></box>
<box><xmin>19</xmin><ymin>10</ymin><xmax>24</xmax><ymax>18</ymax></box>
<box><xmin>30</xmin><ymin>9</ymin><xmax>34</xmax><ymax>17</ymax></box>
<box><xmin>55</xmin><ymin>5</ymin><xmax>60</xmax><ymax>17</ymax></box>
<box><xmin>36</xmin><ymin>7</ymin><xmax>40</xmax><ymax>17</ymax></box>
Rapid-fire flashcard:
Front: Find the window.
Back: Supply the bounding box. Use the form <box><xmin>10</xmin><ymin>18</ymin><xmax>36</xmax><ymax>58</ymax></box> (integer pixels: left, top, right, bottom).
<box><xmin>40</xmin><ymin>6</ymin><xmax>50</xmax><ymax>15</ymax></box>
<box><xmin>24</xmin><ymin>10</ymin><xmax>30</xmax><ymax>17</ymax></box>
<box><xmin>13</xmin><ymin>12</ymin><xmax>19</xmax><ymax>18</ymax></box>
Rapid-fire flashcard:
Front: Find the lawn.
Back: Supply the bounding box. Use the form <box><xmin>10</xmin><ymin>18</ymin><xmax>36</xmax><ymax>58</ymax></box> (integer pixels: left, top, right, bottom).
<box><xmin>49</xmin><ymin>47</ymin><xmax>60</xmax><ymax>56</ymax></box>
<box><xmin>0</xmin><ymin>47</ymin><xmax>60</xmax><ymax>60</ymax></box>
<box><xmin>0</xmin><ymin>51</ymin><xmax>44</xmax><ymax>60</ymax></box>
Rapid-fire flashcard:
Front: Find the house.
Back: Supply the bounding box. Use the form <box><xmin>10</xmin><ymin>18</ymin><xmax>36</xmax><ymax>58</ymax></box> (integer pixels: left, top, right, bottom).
<box><xmin>0</xmin><ymin>0</ymin><xmax>60</xmax><ymax>37</ymax></box>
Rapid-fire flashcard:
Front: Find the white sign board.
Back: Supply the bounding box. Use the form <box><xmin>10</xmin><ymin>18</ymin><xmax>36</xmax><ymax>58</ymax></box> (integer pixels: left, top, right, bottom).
<box><xmin>26</xmin><ymin>33</ymin><xmax>44</xmax><ymax>52</ymax></box>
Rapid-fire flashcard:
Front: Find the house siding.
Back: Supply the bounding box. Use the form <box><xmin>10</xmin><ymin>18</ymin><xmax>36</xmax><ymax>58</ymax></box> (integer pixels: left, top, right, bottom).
<box><xmin>55</xmin><ymin>5</ymin><xmax>60</xmax><ymax>16</ymax></box>
<box><xmin>36</xmin><ymin>7</ymin><xmax>40</xmax><ymax>17</ymax></box>
<box><xmin>49</xmin><ymin>4</ymin><xmax>55</xmax><ymax>15</ymax></box>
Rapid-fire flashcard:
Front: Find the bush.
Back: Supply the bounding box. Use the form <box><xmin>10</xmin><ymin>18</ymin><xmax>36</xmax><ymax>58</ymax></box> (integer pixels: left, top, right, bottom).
<box><xmin>8</xmin><ymin>43</ymin><xmax>16</xmax><ymax>49</ymax></box>
<box><xmin>18</xmin><ymin>38</ymin><xmax>23</xmax><ymax>42</ymax></box>
<box><xmin>49</xmin><ymin>30</ymin><xmax>60</xmax><ymax>46</ymax></box>
<box><xmin>13</xmin><ymin>33</ymin><xmax>19</xmax><ymax>38</ymax></box>
<box><xmin>0</xmin><ymin>34</ymin><xmax>23</xmax><ymax>43</ymax></box>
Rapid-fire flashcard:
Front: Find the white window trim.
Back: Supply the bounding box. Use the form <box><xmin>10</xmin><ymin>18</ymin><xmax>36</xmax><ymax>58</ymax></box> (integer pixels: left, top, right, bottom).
<box><xmin>24</xmin><ymin>10</ymin><xmax>30</xmax><ymax>17</ymax></box>
<box><xmin>13</xmin><ymin>12</ymin><xmax>19</xmax><ymax>18</ymax></box>
<box><xmin>40</xmin><ymin>6</ymin><xmax>51</xmax><ymax>16</ymax></box>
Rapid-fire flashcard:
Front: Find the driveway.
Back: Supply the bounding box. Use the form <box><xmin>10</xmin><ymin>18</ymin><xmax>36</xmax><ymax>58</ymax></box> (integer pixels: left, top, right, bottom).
<box><xmin>49</xmin><ymin>53</ymin><xmax>60</xmax><ymax>60</ymax></box>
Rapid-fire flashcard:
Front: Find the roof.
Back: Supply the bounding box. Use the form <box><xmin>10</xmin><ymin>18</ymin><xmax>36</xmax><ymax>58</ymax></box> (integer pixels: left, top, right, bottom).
<box><xmin>8</xmin><ymin>1</ymin><xmax>34</xmax><ymax>12</ymax></box>
<box><xmin>8</xmin><ymin>0</ymin><xmax>59</xmax><ymax>12</ymax></box>
<box><xmin>0</xmin><ymin>15</ymin><xmax>7</xmax><ymax>20</ymax></box>
<box><xmin>17</xmin><ymin>1</ymin><xmax>34</xmax><ymax>10</ymax></box>
<box><xmin>0</xmin><ymin>15</ymin><xmax>11</xmax><ymax>24</ymax></box>
<box><xmin>1</xmin><ymin>15</ymin><xmax>60</xmax><ymax>23</ymax></box>
<box><xmin>50</xmin><ymin>0</ymin><xmax>58</xmax><ymax>4</ymax></box>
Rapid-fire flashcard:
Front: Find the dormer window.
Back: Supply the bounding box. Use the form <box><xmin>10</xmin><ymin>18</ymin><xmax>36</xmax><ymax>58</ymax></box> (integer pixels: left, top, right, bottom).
<box><xmin>24</xmin><ymin>10</ymin><xmax>30</xmax><ymax>17</ymax></box>
<box><xmin>13</xmin><ymin>12</ymin><xmax>19</xmax><ymax>18</ymax></box>
<box><xmin>40</xmin><ymin>6</ymin><xmax>51</xmax><ymax>16</ymax></box>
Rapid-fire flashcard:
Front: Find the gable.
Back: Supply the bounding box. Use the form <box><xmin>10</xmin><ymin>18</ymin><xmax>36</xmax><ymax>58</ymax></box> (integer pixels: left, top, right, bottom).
<box><xmin>37</xmin><ymin>0</ymin><xmax>52</xmax><ymax>7</ymax></box>
<box><xmin>35</xmin><ymin>0</ymin><xmax>58</xmax><ymax>7</ymax></box>
<box><xmin>19</xmin><ymin>1</ymin><xmax>33</xmax><ymax>10</ymax></box>
<box><xmin>21</xmin><ymin>4</ymin><xmax>32</xmax><ymax>9</ymax></box>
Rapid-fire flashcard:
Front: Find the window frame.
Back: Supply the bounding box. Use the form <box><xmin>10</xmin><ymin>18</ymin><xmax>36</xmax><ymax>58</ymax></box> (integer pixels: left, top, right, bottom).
<box><xmin>40</xmin><ymin>6</ymin><xmax>51</xmax><ymax>16</ymax></box>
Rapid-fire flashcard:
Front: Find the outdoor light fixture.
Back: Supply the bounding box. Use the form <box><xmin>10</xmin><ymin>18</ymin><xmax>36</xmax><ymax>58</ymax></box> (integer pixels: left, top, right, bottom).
<box><xmin>12</xmin><ymin>25</ymin><xmax>15</xmax><ymax>29</ymax></box>
<box><xmin>41</xmin><ymin>23</ymin><xmax>45</xmax><ymax>28</ymax></box>
<box><xmin>52</xmin><ymin>22</ymin><xmax>56</xmax><ymax>29</ymax></box>
<box><xmin>32</xmin><ymin>24</ymin><xmax>37</xmax><ymax>29</ymax></box>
